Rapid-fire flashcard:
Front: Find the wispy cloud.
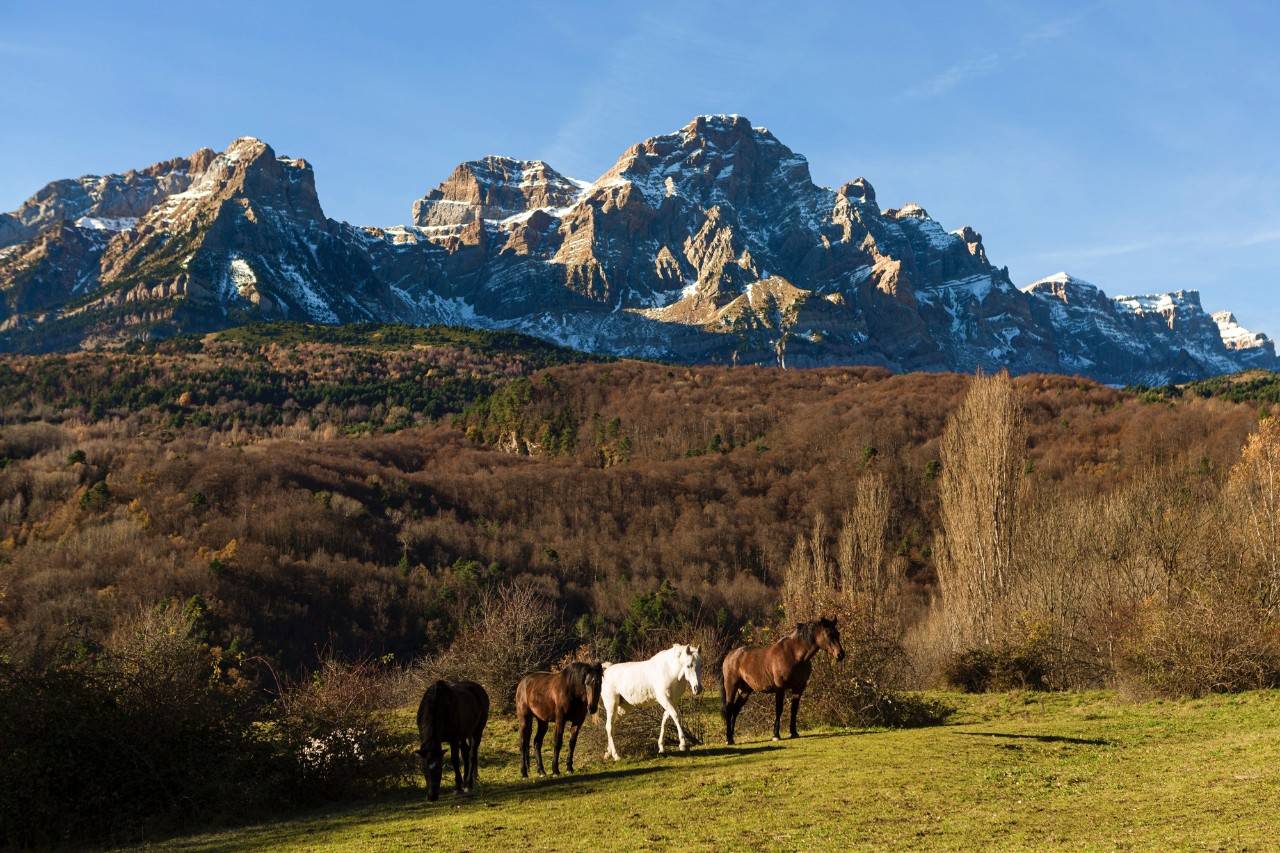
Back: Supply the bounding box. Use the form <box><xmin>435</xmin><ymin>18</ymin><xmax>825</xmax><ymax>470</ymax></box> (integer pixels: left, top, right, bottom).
<box><xmin>1013</xmin><ymin>224</ymin><xmax>1280</xmax><ymax>276</ymax></box>
<box><xmin>903</xmin><ymin>7</ymin><xmax>1097</xmax><ymax>100</ymax></box>
<box><xmin>904</xmin><ymin>53</ymin><xmax>1001</xmax><ymax>99</ymax></box>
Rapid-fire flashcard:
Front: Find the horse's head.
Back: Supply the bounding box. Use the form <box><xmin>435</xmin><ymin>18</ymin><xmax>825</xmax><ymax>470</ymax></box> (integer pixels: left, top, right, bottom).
<box><xmin>674</xmin><ymin>643</ymin><xmax>703</xmax><ymax>695</ymax></box>
<box><xmin>417</xmin><ymin>741</ymin><xmax>445</xmax><ymax>801</ymax></box>
<box><xmin>816</xmin><ymin>616</ymin><xmax>846</xmax><ymax>662</ymax></box>
<box><xmin>582</xmin><ymin>662</ymin><xmax>605</xmax><ymax>714</ymax></box>
<box><xmin>417</xmin><ymin>680</ymin><xmax>453</xmax><ymax>801</ymax></box>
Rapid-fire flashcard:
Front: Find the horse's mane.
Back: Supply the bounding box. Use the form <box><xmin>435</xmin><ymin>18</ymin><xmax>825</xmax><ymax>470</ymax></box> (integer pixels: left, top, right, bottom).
<box><xmin>560</xmin><ymin>661</ymin><xmax>598</xmax><ymax>692</ymax></box>
<box><xmin>788</xmin><ymin>619</ymin><xmax>826</xmax><ymax>645</ymax></box>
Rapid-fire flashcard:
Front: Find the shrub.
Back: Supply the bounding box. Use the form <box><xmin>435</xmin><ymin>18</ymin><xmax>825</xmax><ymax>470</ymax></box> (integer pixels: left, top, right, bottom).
<box><xmin>945</xmin><ymin>644</ymin><xmax>1049</xmax><ymax>693</ymax></box>
<box><xmin>416</xmin><ymin>579</ymin><xmax>569</xmax><ymax>712</ymax></box>
<box><xmin>0</xmin><ymin>606</ymin><xmax>412</xmax><ymax>848</ymax></box>
<box><xmin>0</xmin><ymin>604</ymin><xmax>265</xmax><ymax>847</ymax></box>
<box><xmin>1118</xmin><ymin>597</ymin><xmax>1280</xmax><ymax>697</ymax></box>
<box><xmin>267</xmin><ymin>657</ymin><xmax>414</xmax><ymax>801</ymax></box>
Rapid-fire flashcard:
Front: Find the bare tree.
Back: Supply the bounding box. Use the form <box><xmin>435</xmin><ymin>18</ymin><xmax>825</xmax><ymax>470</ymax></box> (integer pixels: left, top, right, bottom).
<box><xmin>935</xmin><ymin>371</ymin><xmax>1026</xmax><ymax>648</ymax></box>
<box><xmin>1227</xmin><ymin>417</ymin><xmax>1280</xmax><ymax>615</ymax></box>
<box><xmin>836</xmin><ymin>472</ymin><xmax>900</xmax><ymax>633</ymax></box>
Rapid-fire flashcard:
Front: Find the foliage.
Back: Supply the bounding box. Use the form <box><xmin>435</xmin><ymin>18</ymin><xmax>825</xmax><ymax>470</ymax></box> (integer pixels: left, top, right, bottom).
<box><xmin>0</xmin><ymin>604</ymin><xmax>410</xmax><ymax>847</ymax></box>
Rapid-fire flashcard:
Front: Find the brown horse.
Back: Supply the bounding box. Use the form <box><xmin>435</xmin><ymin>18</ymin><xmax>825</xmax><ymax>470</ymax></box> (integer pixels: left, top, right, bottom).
<box><xmin>514</xmin><ymin>661</ymin><xmax>604</xmax><ymax>776</ymax></box>
<box><xmin>416</xmin><ymin>679</ymin><xmax>490</xmax><ymax>801</ymax></box>
<box><xmin>720</xmin><ymin>616</ymin><xmax>845</xmax><ymax>744</ymax></box>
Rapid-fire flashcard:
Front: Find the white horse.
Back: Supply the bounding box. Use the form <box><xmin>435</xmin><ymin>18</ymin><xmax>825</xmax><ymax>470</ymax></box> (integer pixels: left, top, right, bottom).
<box><xmin>601</xmin><ymin>643</ymin><xmax>703</xmax><ymax>759</ymax></box>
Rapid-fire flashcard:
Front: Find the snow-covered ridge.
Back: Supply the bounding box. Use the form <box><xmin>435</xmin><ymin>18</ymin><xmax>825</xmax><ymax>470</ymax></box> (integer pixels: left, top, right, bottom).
<box><xmin>1113</xmin><ymin>290</ymin><xmax>1200</xmax><ymax>316</ymax></box>
<box><xmin>1213</xmin><ymin>310</ymin><xmax>1270</xmax><ymax>351</ymax></box>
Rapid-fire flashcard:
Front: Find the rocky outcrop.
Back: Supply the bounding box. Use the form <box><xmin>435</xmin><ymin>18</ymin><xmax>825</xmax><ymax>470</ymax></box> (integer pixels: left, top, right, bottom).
<box><xmin>0</xmin><ymin>116</ymin><xmax>1273</xmax><ymax>381</ymax></box>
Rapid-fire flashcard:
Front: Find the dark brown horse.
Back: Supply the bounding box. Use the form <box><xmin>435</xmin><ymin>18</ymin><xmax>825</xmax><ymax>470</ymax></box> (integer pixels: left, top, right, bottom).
<box><xmin>720</xmin><ymin>616</ymin><xmax>845</xmax><ymax>744</ymax></box>
<box><xmin>416</xmin><ymin>679</ymin><xmax>490</xmax><ymax>801</ymax></box>
<box><xmin>514</xmin><ymin>661</ymin><xmax>603</xmax><ymax>776</ymax></box>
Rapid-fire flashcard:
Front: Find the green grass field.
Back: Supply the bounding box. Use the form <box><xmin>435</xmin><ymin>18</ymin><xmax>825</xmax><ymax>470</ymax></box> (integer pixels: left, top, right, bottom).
<box><xmin>141</xmin><ymin>691</ymin><xmax>1280</xmax><ymax>852</ymax></box>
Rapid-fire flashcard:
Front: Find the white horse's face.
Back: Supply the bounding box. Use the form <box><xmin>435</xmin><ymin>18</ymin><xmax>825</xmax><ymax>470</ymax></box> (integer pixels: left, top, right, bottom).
<box><xmin>676</xmin><ymin>643</ymin><xmax>702</xmax><ymax>695</ymax></box>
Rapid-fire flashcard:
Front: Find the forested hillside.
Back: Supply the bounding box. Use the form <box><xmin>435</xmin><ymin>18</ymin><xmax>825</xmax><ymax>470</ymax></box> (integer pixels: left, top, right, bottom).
<box><xmin>0</xmin><ymin>329</ymin><xmax>1262</xmax><ymax>672</ymax></box>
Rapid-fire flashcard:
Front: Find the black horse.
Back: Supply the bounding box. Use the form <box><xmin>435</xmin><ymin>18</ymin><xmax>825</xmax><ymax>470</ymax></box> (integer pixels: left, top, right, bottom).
<box><xmin>416</xmin><ymin>679</ymin><xmax>490</xmax><ymax>801</ymax></box>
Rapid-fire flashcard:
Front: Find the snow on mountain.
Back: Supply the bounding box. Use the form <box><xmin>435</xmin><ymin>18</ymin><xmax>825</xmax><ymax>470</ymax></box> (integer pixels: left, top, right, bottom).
<box><xmin>0</xmin><ymin>115</ymin><xmax>1273</xmax><ymax>382</ymax></box>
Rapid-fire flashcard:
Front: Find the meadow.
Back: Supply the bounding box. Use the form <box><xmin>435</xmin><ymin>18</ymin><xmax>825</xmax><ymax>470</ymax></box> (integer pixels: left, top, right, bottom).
<box><xmin>148</xmin><ymin>690</ymin><xmax>1280</xmax><ymax>852</ymax></box>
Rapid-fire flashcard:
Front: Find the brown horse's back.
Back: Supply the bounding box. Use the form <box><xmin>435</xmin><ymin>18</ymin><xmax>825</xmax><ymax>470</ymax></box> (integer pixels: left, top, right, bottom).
<box><xmin>724</xmin><ymin>644</ymin><xmax>808</xmax><ymax>694</ymax></box>
<box><xmin>515</xmin><ymin>671</ymin><xmax>555</xmax><ymax>721</ymax></box>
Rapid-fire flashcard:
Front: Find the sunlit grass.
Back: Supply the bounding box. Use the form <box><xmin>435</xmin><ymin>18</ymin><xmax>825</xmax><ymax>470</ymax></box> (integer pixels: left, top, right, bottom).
<box><xmin>138</xmin><ymin>690</ymin><xmax>1280</xmax><ymax>851</ymax></box>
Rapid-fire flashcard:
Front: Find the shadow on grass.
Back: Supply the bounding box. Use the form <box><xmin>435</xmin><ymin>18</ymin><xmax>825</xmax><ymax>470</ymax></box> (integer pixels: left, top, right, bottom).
<box><xmin>956</xmin><ymin>731</ymin><xmax>1112</xmax><ymax>746</ymax></box>
<box><xmin>155</xmin><ymin>735</ymin><xmax>830</xmax><ymax>849</ymax></box>
<box><xmin>689</xmin><ymin>743</ymin><xmax>784</xmax><ymax>758</ymax></box>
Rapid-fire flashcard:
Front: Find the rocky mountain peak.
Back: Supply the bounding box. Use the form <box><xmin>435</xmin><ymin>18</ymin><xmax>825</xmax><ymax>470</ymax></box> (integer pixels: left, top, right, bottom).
<box><xmin>593</xmin><ymin>114</ymin><xmax>817</xmax><ymax>212</ymax></box>
<box><xmin>1024</xmin><ymin>271</ymin><xmax>1102</xmax><ymax>299</ymax></box>
<box><xmin>839</xmin><ymin>177</ymin><xmax>877</xmax><ymax>206</ymax></box>
<box><xmin>1</xmin><ymin>118</ymin><xmax>1274</xmax><ymax>382</ymax></box>
<box><xmin>412</xmin><ymin>156</ymin><xmax>585</xmax><ymax>229</ymax></box>
<box><xmin>1212</xmin><ymin>310</ymin><xmax>1274</xmax><ymax>356</ymax></box>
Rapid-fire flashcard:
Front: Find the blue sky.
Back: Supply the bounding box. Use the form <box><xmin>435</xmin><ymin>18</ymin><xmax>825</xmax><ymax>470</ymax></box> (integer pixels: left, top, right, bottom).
<box><xmin>3</xmin><ymin>1</ymin><xmax>1279</xmax><ymax>331</ymax></box>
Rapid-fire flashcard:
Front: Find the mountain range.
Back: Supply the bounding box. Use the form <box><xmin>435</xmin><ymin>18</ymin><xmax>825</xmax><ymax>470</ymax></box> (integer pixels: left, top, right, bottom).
<box><xmin>1</xmin><ymin>114</ymin><xmax>1273</xmax><ymax>383</ymax></box>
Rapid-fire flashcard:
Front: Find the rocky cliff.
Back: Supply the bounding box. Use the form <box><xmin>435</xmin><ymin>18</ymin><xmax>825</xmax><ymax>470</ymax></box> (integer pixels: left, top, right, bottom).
<box><xmin>0</xmin><ymin>115</ymin><xmax>1272</xmax><ymax>382</ymax></box>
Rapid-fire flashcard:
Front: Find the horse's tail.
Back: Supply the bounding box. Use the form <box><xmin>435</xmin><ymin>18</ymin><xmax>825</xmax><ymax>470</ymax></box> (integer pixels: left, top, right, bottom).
<box><xmin>716</xmin><ymin>650</ymin><xmax>731</xmax><ymax>719</ymax></box>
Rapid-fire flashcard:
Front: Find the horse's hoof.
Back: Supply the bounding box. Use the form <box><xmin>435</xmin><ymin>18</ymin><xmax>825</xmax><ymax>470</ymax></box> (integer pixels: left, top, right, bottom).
<box><xmin>771</xmin><ymin>735</ymin><xmax>780</xmax><ymax>742</ymax></box>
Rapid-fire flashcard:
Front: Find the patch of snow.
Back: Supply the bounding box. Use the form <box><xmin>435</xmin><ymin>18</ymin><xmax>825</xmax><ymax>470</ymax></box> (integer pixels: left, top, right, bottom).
<box><xmin>277</xmin><ymin>260</ymin><xmax>339</xmax><ymax>324</ymax></box>
<box><xmin>228</xmin><ymin>258</ymin><xmax>257</xmax><ymax>297</ymax></box>
<box><xmin>74</xmin><ymin>216</ymin><xmax>137</xmax><ymax>232</ymax></box>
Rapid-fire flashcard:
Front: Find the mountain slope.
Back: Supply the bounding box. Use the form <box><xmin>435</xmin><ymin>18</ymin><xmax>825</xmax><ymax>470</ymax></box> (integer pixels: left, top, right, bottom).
<box><xmin>0</xmin><ymin>115</ymin><xmax>1272</xmax><ymax>381</ymax></box>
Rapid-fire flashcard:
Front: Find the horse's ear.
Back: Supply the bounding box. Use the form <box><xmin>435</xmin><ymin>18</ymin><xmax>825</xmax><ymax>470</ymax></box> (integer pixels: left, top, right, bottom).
<box><xmin>691</xmin><ymin>645</ymin><xmax>700</xmax><ymax>655</ymax></box>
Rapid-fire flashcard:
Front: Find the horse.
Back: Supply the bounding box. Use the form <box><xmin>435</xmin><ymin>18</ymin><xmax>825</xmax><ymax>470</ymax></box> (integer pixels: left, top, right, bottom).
<box><xmin>720</xmin><ymin>616</ymin><xmax>845</xmax><ymax>745</ymax></box>
<box><xmin>514</xmin><ymin>661</ymin><xmax>604</xmax><ymax>776</ymax></box>
<box><xmin>601</xmin><ymin>643</ymin><xmax>703</xmax><ymax>759</ymax></box>
<box><xmin>415</xmin><ymin>679</ymin><xmax>490</xmax><ymax>802</ymax></box>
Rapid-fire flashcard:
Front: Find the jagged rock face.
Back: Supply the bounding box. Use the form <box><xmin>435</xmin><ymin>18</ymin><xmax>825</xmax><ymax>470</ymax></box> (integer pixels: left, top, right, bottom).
<box><xmin>412</xmin><ymin>157</ymin><xmax>585</xmax><ymax>229</ymax></box>
<box><xmin>0</xmin><ymin>154</ymin><xmax>209</xmax><ymax>250</ymax></box>
<box><xmin>0</xmin><ymin>115</ymin><xmax>1274</xmax><ymax>381</ymax></box>
<box><xmin>1212</xmin><ymin>310</ymin><xmax>1276</xmax><ymax>368</ymax></box>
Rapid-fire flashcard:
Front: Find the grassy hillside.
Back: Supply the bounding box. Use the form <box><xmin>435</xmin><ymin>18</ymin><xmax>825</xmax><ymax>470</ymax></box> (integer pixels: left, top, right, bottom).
<box><xmin>145</xmin><ymin>690</ymin><xmax>1280</xmax><ymax>851</ymax></box>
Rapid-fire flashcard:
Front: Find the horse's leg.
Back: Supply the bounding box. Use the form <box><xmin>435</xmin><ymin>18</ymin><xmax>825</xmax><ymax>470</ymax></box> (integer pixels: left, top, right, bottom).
<box><xmin>657</xmin><ymin>706</ymin><xmax>669</xmax><ymax>753</ymax></box>
<box><xmin>567</xmin><ymin>722</ymin><xmax>580</xmax><ymax>773</ymax></box>
<box><xmin>458</xmin><ymin>738</ymin><xmax>470</xmax><ymax>791</ymax></box>
<box><xmin>469</xmin><ymin>730</ymin><xmax>481</xmax><ymax>790</ymax></box>
<box><xmin>725</xmin><ymin>677</ymin><xmax>751</xmax><ymax>745</ymax></box>
<box><xmin>604</xmin><ymin>695</ymin><xmax>620</xmax><ymax>760</ymax></box>
<box><xmin>722</xmin><ymin>676</ymin><xmax>738</xmax><ymax>745</ymax></box>
<box><xmin>450</xmin><ymin>741</ymin><xmax>463</xmax><ymax>794</ymax></box>
<box><xmin>533</xmin><ymin>718</ymin><xmax>548</xmax><ymax>776</ymax></box>
<box><xmin>551</xmin><ymin>717</ymin><xmax>565</xmax><ymax>775</ymax></box>
<box><xmin>519</xmin><ymin>713</ymin><xmax>532</xmax><ymax>778</ymax></box>
<box><xmin>773</xmin><ymin>690</ymin><xmax>786</xmax><ymax>741</ymax></box>
<box><xmin>659</xmin><ymin>692</ymin><xmax>687</xmax><ymax>751</ymax></box>
<box><xmin>790</xmin><ymin>693</ymin><xmax>803</xmax><ymax>738</ymax></box>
